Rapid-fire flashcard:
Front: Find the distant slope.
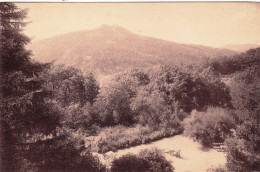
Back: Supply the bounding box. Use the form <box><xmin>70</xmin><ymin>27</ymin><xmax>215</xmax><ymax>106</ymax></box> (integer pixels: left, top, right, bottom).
<box><xmin>209</xmin><ymin>48</ymin><xmax>260</xmax><ymax>76</ymax></box>
<box><xmin>221</xmin><ymin>44</ymin><xmax>259</xmax><ymax>52</ymax></box>
<box><xmin>29</xmin><ymin>25</ymin><xmax>236</xmax><ymax>74</ymax></box>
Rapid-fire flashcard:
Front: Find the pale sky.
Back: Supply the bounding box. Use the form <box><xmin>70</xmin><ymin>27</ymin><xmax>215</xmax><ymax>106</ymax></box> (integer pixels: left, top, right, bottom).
<box><xmin>17</xmin><ymin>2</ymin><xmax>260</xmax><ymax>47</ymax></box>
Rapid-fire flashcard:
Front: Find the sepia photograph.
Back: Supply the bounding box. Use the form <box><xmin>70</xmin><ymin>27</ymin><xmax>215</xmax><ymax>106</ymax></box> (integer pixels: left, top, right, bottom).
<box><xmin>1</xmin><ymin>2</ymin><xmax>260</xmax><ymax>172</ymax></box>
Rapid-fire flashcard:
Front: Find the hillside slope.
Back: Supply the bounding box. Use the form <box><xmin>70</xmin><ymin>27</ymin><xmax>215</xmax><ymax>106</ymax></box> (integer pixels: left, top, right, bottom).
<box><xmin>29</xmin><ymin>25</ymin><xmax>236</xmax><ymax>74</ymax></box>
<box><xmin>221</xmin><ymin>44</ymin><xmax>259</xmax><ymax>52</ymax></box>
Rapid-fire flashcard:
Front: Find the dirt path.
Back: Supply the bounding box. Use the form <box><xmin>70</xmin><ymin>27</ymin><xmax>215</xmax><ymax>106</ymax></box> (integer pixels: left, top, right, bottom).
<box><xmin>95</xmin><ymin>135</ymin><xmax>226</xmax><ymax>172</ymax></box>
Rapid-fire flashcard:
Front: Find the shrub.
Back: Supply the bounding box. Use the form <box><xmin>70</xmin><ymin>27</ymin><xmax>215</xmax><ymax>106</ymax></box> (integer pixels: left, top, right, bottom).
<box><xmin>206</xmin><ymin>165</ymin><xmax>228</xmax><ymax>172</ymax></box>
<box><xmin>225</xmin><ymin>121</ymin><xmax>260</xmax><ymax>172</ymax></box>
<box><xmin>21</xmin><ymin>135</ymin><xmax>106</xmax><ymax>172</ymax></box>
<box><xmin>183</xmin><ymin>107</ymin><xmax>235</xmax><ymax>147</ymax></box>
<box><xmin>90</xmin><ymin>125</ymin><xmax>181</xmax><ymax>153</ymax></box>
<box><xmin>110</xmin><ymin>154</ymin><xmax>148</xmax><ymax>172</ymax></box>
<box><xmin>139</xmin><ymin>148</ymin><xmax>174</xmax><ymax>172</ymax></box>
<box><xmin>62</xmin><ymin>103</ymin><xmax>101</xmax><ymax>134</ymax></box>
<box><xmin>131</xmin><ymin>89</ymin><xmax>182</xmax><ymax>129</ymax></box>
<box><xmin>111</xmin><ymin>148</ymin><xmax>174</xmax><ymax>172</ymax></box>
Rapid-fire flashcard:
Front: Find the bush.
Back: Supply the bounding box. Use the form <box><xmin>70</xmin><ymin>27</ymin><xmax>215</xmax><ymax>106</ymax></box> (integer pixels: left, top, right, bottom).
<box><xmin>62</xmin><ymin>103</ymin><xmax>101</xmax><ymax>135</ymax></box>
<box><xmin>90</xmin><ymin>125</ymin><xmax>181</xmax><ymax>153</ymax></box>
<box><xmin>131</xmin><ymin>89</ymin><xmax>182</xmax><ymax>129</ymax></box>
<box><xmin>110</xmin><ymin>154</ymin><xmax>148</xmax><ymax>172</ymax></box>
<box><xmin>206</xmin><ymin>165</ymin><xmax>228</xmax><ymax>172</ymax></box>
<box><xmin>183</xmin><ymin>107</ymin><xmax>235</xmax><ymax>147</ymax></box>
<box><xmin>111</xmin><ymin>148</ymin><xmax>174</xmax><ymax>172</ymax></box>
<box><xmin>21</xmin><ymin>135</ymin><xmax>106</xmax><ymax>172</ymax></box>
<box><xmin>225</xmin><ymin>121</ymin><xmax>260</xmax><ymax>172</ymax></box>
<box><xmin>139</xmin><ymin>148</ymin><xmax>174</xmax><ymax>172</ymax></box>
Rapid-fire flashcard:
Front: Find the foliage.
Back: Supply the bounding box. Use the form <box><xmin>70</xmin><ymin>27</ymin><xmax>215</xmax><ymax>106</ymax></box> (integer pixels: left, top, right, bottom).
<box><xmin>138</xmin><ymin>148</ymin><xmax>174</xmax><ymax>172</ymax></box>
<box><xmin>85</xmin><ymin>72</ymin><xmax>100</xmax><ymax>104</ymax></box>
<box><xmin>131</xmin><ymin>88</ymin><xmax>182</xmax><ymax>129</ymax></box>
<box><xmin>110</xmin><ymin>154</ymin><xmax>148</xmax><ymax>172</ymax></box>
<box><xmin>1</xmin><ymin>3</ymin><xmax>102</xmax><ymax>171</ymax></box>
<box><xmin>95</xmin><ymin>65</ymin><xmax>232</xmax><ymax>128</ymax></box>
<box><xmin>61</xmin><ymin>103</ymin><xmax>101</xmax><ymax>135</ymax></box>
<box><xmin>224</xmin><ymin>50</ymin><xmax>260</xmax><ymax>172</ymax></box>
<box><xmin>45</xmin><ymin>65</ymin><xmax>99</xmax><ymax>107</ymax></box>
<box><xmin>90</xmin><ymin>125</ymin><xmax>181</xmax><ymax>153</ymax></box>
<box><xmin>198</xmin><ymin>69</ymin><xmax>232</xmax><ymax>108</ymax></box>
<box><xmin>208</xmin><ymin>48</ymin><xmax>260</xmax><ymax>76</ymax></box>
<box><xmin>206</xmin><ymin>165</ymin><xmax>229</xmax><ymax>172</ymax></box>
<box><xmin>149</xmin><ymin>66</ymin><xmax>211</xmax><ymax>113</ymax></box>
<box><xmin>21</xmin><ymin>134</ymin><xmax>105</xmax><ymax>172</ymax></box>
<box><xmin>0</xmin><ymin>3</ymin><xmax>61</xmax><ymax>171</ymax></box>
<box><xmin>230</xmin><ymin>66</ymin><xmax>259</xmax><ymax>115</ymax></box>
<box><xmin>94</xmin><ymin>69</ymin><xmax>148</xmax><ymax>126</ymax></box>
<box><xmin>225</xmin><ymin>134</ymin><xmax>260</xmax><ymax>172</ymax></box>
<box><xmin>183</xmin><ymin>107</ymin><xmax>235</xmax><ymax>147</ymax></box>
<box><xmin>0</xmin><ymin>2</ymin><xmax>31</xmax><ymax>74</ymax></box>
<box><xmin>111</xmin><ymin>148</ymin><xmax>174</xmax><ymax>172</ymax></box>
<box><xmin>147</xmin><ymin>65</ymin><xmax>231</xmax><ymax>114</ymax></box>
<box><xmin>94</xmin><ymin>81</ymin><xmax>133</xmax><ymax>126</ymax></box>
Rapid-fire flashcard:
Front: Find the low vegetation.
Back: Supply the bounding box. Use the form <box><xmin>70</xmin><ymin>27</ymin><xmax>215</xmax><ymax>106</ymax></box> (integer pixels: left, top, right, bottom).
<box><xmin>183</xmin><ymin>107</ymin><xmax>235</xmax><ymax>147</ymax></box>
<box><xmin>110</xmin><ymin>148</ymin><xmax>174</xmax><ymax>172</ymax></box>
<box><xmin>90</xmin><ymin>125</ymin><xmax>181</xmax><ymax>153</ymax></box>
<box><xmin>206</xmin><ymin>166</ymin><xmax>228</xmax><ymax>172</ymax></box>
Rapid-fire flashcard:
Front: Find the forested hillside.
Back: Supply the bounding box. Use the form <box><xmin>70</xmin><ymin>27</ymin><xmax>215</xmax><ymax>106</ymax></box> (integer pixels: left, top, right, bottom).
<box><xmin>221</xmin><ymin>44</ymin><xmax>259</xmax><ymax>52</ymax></box>
<box><xmin>29</xmin><ymin>25</ymin><xmax>236</xmax><ymax>75</ymax></box>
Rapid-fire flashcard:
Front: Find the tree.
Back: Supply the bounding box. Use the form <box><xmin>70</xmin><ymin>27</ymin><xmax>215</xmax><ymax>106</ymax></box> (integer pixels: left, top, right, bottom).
<box><xmin>225</xmin><ymin>60</ymin><xmax>260</xmax><ymax>172</ymax></box>
<box><xmin>45</xmin><ymin>65</ymin><xmax>99</xmax><ymax>107</ymax></box>
<box><xmin>94</xmin><ymin>78</ymin><xmax>134</xmax><ymax>126</ymax></box>
<box><xmin>0</xmin><ymin>3</ymin><xmax>58</xmax><ymax>170</ymax></box>
<box><xmin>85</xmin><ymin>72</ymin><xmax>100</xmax><ymax>105</ymax></box>
<box><xmin>148</xmin><ymin>66</ymin><xmax>211</xmax><ymax>113</ymax></box>
<box><xmin>208</xmin><ymin>48</ymin><xmax>260</xmax><ymax>76</ymax></box>
<box><xmin>131</xmin><ymin>87</ymin><xmax>181</xmax><ymax>129</ymax></box>
<box><xmin>0</xmin><ymin>2</ymin><xmax>31</xmax><ymax>74</ymax></box>
<box><xmin>94</xmin><ymin>69</ymin><xmax>148</xmax><ymax>126</ymax></box>
<box><xmin>1</xmin><ymin>3</ymin><xmax>103</xmax><ymax>171</ymax></box>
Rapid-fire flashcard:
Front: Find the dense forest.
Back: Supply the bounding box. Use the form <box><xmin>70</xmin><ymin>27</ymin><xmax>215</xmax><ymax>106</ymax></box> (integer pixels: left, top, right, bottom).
<box><xmin>1</xmin><ymin>3</ymin><xmax>259</xmax><ymax>172</ymax></box>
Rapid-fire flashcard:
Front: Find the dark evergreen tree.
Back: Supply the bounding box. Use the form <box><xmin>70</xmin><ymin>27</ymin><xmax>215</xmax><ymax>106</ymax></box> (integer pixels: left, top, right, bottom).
<box><xmin>0</xmin><ymin>2</ymin><xmax>60</xmax><ymax>171</ymax></box>
<box><xmin>1</xmin><ymin>3</ymin><xmax>104</xmax><ymax>171</ymax></box>
<box><xmin>85</xmin><ymin>72</ymin><xmax>100</xmax><ymax>105</ymax></box>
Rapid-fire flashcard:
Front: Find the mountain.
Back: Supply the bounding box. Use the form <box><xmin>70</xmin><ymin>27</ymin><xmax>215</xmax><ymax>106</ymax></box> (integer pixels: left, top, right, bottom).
<box><xmin>29</xmin><ymin>25</ymin><xmax>236</xmax><ymax>75</ymax></box>
<box><xmin>221</xmin><ymin>44</ymin><xmax>260</xmax><ymax>52</ymax></box>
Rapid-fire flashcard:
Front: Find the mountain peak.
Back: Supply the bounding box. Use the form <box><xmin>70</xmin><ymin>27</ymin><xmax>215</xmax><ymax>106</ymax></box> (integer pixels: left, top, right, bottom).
<box><xmin>97</xmin><ymin>24</ymin><xmax>131</xmax><ymax>33</ymax></box>
<box><xmin>30</xmin><ymin>25</ymin><xmax>236</xmax><ymax>75</ymax></box>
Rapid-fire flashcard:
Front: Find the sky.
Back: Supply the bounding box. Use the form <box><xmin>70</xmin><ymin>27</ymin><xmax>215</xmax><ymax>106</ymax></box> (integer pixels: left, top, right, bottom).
<box><xmin>17</xmin><ymin>2</ymin><xmax>260</xmax><ymax>47</ymax></box>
